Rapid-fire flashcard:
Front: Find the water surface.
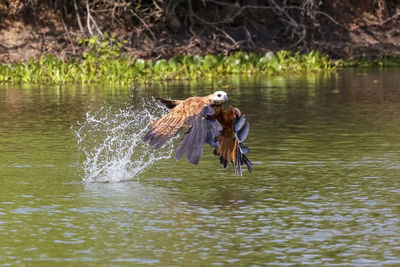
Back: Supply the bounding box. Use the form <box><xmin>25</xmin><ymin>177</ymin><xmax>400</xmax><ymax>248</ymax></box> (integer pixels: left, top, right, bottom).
<box><xmin>1</xmin><ymin>69</ymin><xmax>400</xmax><ymax>265</ymax></box>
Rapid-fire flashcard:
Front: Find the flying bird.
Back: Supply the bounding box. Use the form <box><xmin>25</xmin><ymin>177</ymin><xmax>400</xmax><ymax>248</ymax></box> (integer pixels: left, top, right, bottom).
<box><xmin>143</xmin><ymin>91</ymin><xmax>252</xmax><ymax>175</ymax></box>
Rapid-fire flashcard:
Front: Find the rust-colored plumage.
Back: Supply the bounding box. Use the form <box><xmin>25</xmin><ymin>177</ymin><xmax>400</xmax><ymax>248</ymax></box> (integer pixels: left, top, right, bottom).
<box><xmin>143</xmin><ymin>91</ymin><xmax>252</xmax><ymax>175</ymax></box>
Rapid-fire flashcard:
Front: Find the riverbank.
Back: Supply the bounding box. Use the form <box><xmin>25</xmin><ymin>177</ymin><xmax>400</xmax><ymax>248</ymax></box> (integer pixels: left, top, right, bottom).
<box><xmin>1</xmin><ymin>1</ymin><xmax>400</xmax><ymax>64</ymax></box>
<box><xmin>1</xmin><ymin>1</ymin><xmax>400</xmax><ymax>84</ymax></box>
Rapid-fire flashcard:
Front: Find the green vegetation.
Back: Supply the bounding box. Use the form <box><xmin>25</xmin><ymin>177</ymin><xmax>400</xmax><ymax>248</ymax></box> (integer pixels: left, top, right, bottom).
<box><xmin>1</xmin><ymin>36</ymin><xmax>399</xmax><ymax>85</ymax></box>
<box><xmin>0</xmin><ymin>36</ymin><xmax>335</xmax><ymax>84</ymax></box>
<box><xmin>337</xmin><ymin>54</ymin><xmax>400</xmax><ymax>68</ymax></box>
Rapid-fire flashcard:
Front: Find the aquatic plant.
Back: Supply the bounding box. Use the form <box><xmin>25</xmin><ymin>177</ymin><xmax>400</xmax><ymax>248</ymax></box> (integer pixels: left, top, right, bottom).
<box><xmin>337</xmin><ymin>54</ymin><xmax>400</xmax><ymax>68</ymax></box>
<box><xmin>0</xmin><ymin>36</ymin><xmax>335</xmax><ymax>84</ymax></box>
<box><xmin>0</xmin><ymin>49</ymin><xmax>337</xmax><ymax>84</ymax></box>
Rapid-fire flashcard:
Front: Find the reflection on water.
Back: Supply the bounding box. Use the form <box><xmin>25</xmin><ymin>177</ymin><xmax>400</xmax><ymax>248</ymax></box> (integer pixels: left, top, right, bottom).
<box><xmin>1</xmin><ymin>69</ymin><xmax>400</xmax><ymax>265</ymax></box>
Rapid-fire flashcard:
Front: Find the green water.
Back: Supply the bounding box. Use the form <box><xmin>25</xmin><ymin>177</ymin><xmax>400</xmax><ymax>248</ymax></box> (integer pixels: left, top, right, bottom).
<box><xmin>1</xmin><ymin>70</ymin><xmax>400</xmax><ymax>265</ymax></box>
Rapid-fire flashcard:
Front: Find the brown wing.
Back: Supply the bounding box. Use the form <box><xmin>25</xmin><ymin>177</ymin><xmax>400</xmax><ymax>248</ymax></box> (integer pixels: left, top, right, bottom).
<box><xmin>144</xmin><ymin>97</ymin><xmax>222</xmax><ymax>165</ymax></box>
<box><xmin>143</xmin><ymin>97</ymin><xmax>204</xmax><ymax>149</ymax></box>
<box><xmin>213</xmin><ymin>106</ymin><xmax>252</xmax><ymax>175</ymax></box>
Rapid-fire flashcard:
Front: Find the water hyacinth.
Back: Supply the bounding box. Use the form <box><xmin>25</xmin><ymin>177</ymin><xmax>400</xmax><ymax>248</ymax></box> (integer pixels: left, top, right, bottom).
<box><xmin>0</xmin><ymin>34</ymin><xmax>340</xmax><ymax>84</ymax></box>
<box><xmin>0</xmin><ymin>50</ymin><xmax>338</xmax><ymax>84</ymax></box>
<box><xmin>337</xmin><ymin>54</ymin><xmax>400</xmax><ymax>68</ymax></box>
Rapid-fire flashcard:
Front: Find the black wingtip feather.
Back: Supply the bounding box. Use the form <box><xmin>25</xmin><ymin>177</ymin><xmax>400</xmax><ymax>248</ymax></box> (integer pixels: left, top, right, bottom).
<box><xmin>148</xmin><ymin>134</ymin><xmax>164</xmax><ymax>147</ymax></box>
<box><xmin>189</xmin><ymin>145</ymin><xmax>203</xmax><ymax>165</ymax></box>
<box><xmin>143</xmin><ymin>130</ymin><xmax>154</xmax><ymax>142</ymax></box>
<box><xmin>237</xmin><ymin>122</ymin><xmax>250</xmax><ymax>143</ymax></box>
<box><xmin>175</xmin><ymin>105</ymin><xmax>222</xmax><ymax>165</ymax></box>
<box><xmin>239</xmin><ymin>144</ymin><xmax>250</xmax><ymax>155</ymax></box>
<box><xmin>156</xmin><ymin>97</ymin><xmax>178</xmax><ymax>109</ymax></box>
<box><xmin>234</xmin><ymin>115</ymin><xmax>246</xmax><ymax>132</ymax></box>
<box><xmin>154</xmin><ymin>135</ymin><xmax>170</xmax><ymax>149</ymax></box>
<box><xmin>232</xmin><ymin>144</ymin><xmax>253</xmax><ymax>175</ymax></box>
<box><xmin>242</xmin><ymin>154</ymin><xmax>253</xmax><ymax>173</ymax></box>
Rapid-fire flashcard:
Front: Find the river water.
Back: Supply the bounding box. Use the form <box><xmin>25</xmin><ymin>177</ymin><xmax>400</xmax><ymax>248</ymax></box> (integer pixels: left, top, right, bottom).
<box><xmin>1</xmin><ymin>69</ymin><xmax>400</xmax><ymax>265</ymax></box>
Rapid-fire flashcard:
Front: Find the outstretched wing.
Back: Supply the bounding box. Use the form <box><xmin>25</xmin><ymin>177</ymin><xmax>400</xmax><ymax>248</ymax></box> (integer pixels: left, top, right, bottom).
<box><xmin>213</xmin><ymin>106</ymin><xmax>252</xmax><ymax>175</ymax></box>
<box><xmin>143</xmin><ymin>97</ymin><xmax>222</xmax><ymax>164</ymax></box>
<box><xmin>175</xmin><ymin>106</ymin><xmax>222</xmax><ymax>164</ymax></box>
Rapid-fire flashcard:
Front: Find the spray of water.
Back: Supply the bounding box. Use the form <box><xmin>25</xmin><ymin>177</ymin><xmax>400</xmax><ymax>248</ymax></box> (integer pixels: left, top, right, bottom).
<box><xmin>74</xmin><ymin>98</ymin><xmax>173</xmax><ymax>183</ymax></box>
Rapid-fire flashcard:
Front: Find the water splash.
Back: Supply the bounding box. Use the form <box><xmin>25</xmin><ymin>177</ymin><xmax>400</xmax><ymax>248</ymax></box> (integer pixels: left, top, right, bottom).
<box><xmin>74</xmin><ymin>98</ymin><xmax>173</xmax><ymax>183</ymax></box>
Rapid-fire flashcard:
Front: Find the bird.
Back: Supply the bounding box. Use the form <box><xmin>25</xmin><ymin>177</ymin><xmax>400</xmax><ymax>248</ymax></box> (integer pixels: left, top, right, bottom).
<box><xmin>143</xmin><ymin>91</ymin><xmax>252</xmax><ymax>175</ymax></box>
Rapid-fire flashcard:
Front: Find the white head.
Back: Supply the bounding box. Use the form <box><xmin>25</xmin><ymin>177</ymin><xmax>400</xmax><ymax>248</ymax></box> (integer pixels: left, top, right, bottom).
<box><xmin>210</xmin><ymin>91</ymin><xmax>228</xmax><ymax>104</ymax></box>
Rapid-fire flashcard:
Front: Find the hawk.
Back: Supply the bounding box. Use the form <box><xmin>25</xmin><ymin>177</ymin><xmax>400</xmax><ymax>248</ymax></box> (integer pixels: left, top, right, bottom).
<box><xmin>143</xmin><ymin>91</ymin><xmax>252</xmax><ymax>175</ymax></box>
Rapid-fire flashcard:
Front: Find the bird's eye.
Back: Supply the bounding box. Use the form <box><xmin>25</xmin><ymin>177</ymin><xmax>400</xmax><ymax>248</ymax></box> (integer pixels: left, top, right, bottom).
<box><xmin>217</xmin><ymin>94</ymin><xmax>221</xmax><ymax>97</ymax></box>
